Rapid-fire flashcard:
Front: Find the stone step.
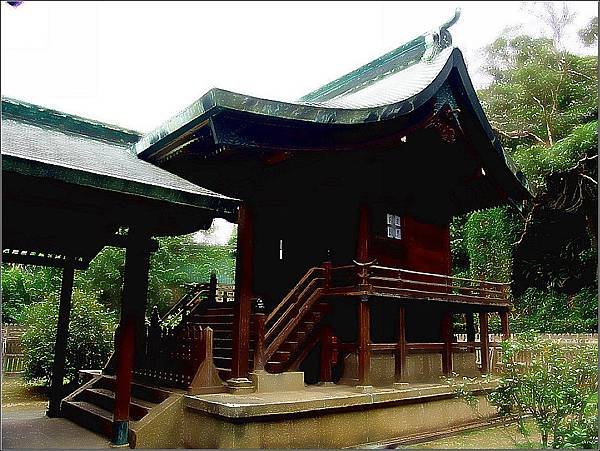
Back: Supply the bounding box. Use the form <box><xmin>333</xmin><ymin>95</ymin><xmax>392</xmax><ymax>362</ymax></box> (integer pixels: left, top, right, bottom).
<box><xmin>97</xmin><ymin>375</ymin><xmax>170</xmax><ymax>404</ymax></box>
<box><xmin>76</xmin><ymin>388</ymin><xmax>150</xmax><ymax>421</ymax></box>
<box><xmin>61</xmin><ymin>400</ymin><xmax>113</xmax><ymax>438</ymax></box>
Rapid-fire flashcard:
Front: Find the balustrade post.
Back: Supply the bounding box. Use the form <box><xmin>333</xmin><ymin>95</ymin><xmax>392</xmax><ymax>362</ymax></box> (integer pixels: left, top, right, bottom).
<box><xmin>252</xmin><ymin>298</ymin><xmax>266</xmax><ymax>372</ymax></box>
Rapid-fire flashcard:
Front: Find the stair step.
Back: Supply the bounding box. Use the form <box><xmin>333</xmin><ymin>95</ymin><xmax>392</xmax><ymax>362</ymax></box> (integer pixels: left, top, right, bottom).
<box><xmin>97</xmin><ymin>375</ymin><xmax>170</xmax><ymax>404</ymax></box>
<box><xmin>76</xmin><ymin>388</ymin><xmax>149</xmax><ymax>421</ymax></box>
<box><xmin>62</xmin><ymin>400</ymin><xmax>113</xmax><ymax>438</ymax></box>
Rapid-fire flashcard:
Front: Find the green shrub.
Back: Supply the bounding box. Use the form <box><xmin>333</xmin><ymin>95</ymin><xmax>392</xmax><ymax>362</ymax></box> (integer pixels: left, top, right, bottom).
<box><xmin>21</xmin><ymin>290</ymin><xmax>117</xmax><ymax>386</ymax></box>
<box><xmin>490</xmin><ymin>335</ymin><xmax>598</xmax><ymax>448</ymax></box>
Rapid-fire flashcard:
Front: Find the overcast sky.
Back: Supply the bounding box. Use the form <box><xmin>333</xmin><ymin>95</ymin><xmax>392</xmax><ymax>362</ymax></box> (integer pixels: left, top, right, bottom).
<box><xmin>1</xmin><ymin>1</ymin><xmax>597</xmax><ymax>243</ymax></box>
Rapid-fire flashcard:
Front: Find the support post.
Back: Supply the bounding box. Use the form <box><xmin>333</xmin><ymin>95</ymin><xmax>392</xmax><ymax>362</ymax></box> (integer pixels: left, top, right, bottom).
<box><xmin>395</xmin><ymin>305</ymin><xmax>407</xmax><ymax>382</ymax></box>
<box><xmin>357</xmin><ymin>296</ymin><xmax>371</xmax><ymax>386</ymax></box>
<box><xmin>500</xmin><ymin>310</ymin><xmax>510</xmax><ymax>340</ymax></box>
<box><xmin>231</xmin><ymin>203</ymin><xmax>254</xmax><ymax>380</ymax></box>
<box><xmin>252</xmin><ymin>298</ymin><xmax>266</xmax><ymax>372</ymax></box>
<box><xmin>47</xmin><ymin>262</ymin><xmax>75</xmax><ymax>418</ymax></box>
<box><xmin>319</xmin><ymin>325</ymin><xmax>334</xmax><ymax>383</ymax></box>
<box><xmin>465</xmin><ymin>312</ymin><xmax>476</xmax><ymax>352</ymax></box>
<box><xmin>479</xmin><ymin>312</ymin><xmax>489</xmax><ymax>374</ymax></box>
<box><xmin>441</xmin><ymin>311</ymin><xmax>453</xmax><ymax>376</ymax></box>
<box><xmin>112</xmin><ymin>229</ymin><xmax>153</xmax><ymax>446</ymax></box>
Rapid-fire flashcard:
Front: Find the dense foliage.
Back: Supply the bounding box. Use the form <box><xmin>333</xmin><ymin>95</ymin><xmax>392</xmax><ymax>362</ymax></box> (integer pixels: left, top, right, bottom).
<box><xmin>21</xmin><ymin>290</ymin><xmax>117</xmax><ymax>385</ymax></box>
<box><xmin>451</xmin><ymin>9</ymin><xmax>598</xmax><ymax>332</ymax></box>
<box><xmin>2</xmin><ymin>233</ymin><xmax>236</xmax><ymax>323</ymax></box>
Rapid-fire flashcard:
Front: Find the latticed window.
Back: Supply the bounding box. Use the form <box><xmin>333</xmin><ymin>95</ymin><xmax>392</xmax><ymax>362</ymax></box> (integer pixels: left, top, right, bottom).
<box><xmin>386</xmin><ymin>214</ymin><xmax>402</xmax><ymax>240</ymax></box>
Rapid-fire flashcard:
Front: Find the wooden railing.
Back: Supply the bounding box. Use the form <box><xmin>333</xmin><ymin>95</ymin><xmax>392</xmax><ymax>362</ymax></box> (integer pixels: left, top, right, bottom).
<box><xmin>327</xmin><ymin>262</ymin><xmax>511</xmax><ymax>305</ymax></box>
<box><xmin>2</xmin><ymin>324</ymin><xmax>26</xmax><ymax>374</ymax></box>
<box><xmin>133</xmin><ymin>313</ymin><xmax>223</xmax><ymax>393</ymax></box>
<box><xmin>254</xmin><ymin>267</ymin><xmax>327</xmax><ymax>369</ymax></box>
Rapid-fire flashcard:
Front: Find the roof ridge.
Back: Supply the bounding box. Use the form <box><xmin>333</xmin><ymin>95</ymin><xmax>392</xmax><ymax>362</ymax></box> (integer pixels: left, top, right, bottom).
<box><xmin>299</xmin><ymin>8</ymin><xmax>461</xmax><ymax>103</ymax></box>
<box><xmin>1</xmin><ymin>96</ymin><xmax>142</xmax><ymax>147</ymax></box>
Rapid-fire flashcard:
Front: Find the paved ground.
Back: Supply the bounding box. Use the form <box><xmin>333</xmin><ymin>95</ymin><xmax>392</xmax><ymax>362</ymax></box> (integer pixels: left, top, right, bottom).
<box><xmin>2</xmin><ymin>377</ymin><xmax>110</xmax><ymax>449</ymax></box>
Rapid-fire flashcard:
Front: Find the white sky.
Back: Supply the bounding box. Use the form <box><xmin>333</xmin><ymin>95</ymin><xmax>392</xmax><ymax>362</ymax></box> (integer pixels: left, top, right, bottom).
<box><xmin>1</xmin><ymin>1</ymin><xmax>597</xmax><ymax>243</ymax></box>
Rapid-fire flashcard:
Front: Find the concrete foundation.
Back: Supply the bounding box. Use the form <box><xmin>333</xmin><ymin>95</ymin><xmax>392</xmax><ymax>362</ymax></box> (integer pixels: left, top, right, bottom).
<box><xmin>181</xmin><ymin>381</ymin><xmax>498</xmax><ymax>448</ymax></box>
<box><xmin>341</xmin><ymin>351</ymin><xmax>480</xmax><ymax>385</ymax></box>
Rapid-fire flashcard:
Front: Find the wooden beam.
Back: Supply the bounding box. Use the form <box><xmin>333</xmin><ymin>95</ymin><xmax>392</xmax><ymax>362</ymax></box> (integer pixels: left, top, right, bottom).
<box><xmin>441</xmin><ymin>311</ymin><xmax>453</xmax><ymax>376</ymax></box>
<box><xmin>479</xmin><ymin>312</ymin><xmax>490</xmax><ymax>374</ymax></box>
<box><xmin>319</xmin><ymin>325</ymin><xmax>334</xmax><ymax>383</ymax></box>
<box><xmin>46</xmin><ymin>262</ymin><xmax>75</xmax><ymax>417</ymax></box>
<box><xmin>357</xmin><ymin>296</ymin><xmax>371</xmax><ymax>386</ymax></box>
<box><xmin>112</xmin><ymin>229</ymin><xmax>153</xmax><ymax>446</ymax></box>
<box><xmin>231</xmin><ymin>203</ymin><xmax>254</xmax><ymax>379</ymax></box>
<box><xmin>395</xmin><ymin>306</ymin><xmax>406</xmax><ymax>382</ymax></box>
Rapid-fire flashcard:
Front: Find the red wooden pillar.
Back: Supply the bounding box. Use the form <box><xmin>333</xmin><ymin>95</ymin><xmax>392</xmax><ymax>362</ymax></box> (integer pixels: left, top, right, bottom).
<box><xmin>231</xmin><ymin>203</ymin><xmax>254</xmax><ymax>379</ymax></box>
<box><xmin>47</xmin><ymin>261</ymin><xmax>75</xmax><ymax>418</ymax></box>
<box><xmin>357</xmin><ymin>296</ymin><xmax>371</xmax><ymax>386</ymax></box>
<box><xmin>252</xmin><ymin>298</ymin><xmax>266</xmax><ymax>372</ymax></box>
<box><xmin>112</xmin><ymin>230</ymin><xmax>153</xmax><ymax>446</ymax></box>
<box><xmin>479</xmin><ymin>312</ymin><xmax>490</xmax><ymax>374</ymax></box>
<box><xmin>395</xmin><ymin>305</ymin><xmax>407</xmax><ymax>382</ymax></box>
<box><xmin>500</xmin><ymin>310</ymin><xmax>510</xmax><ymax>340</ymax></box>
<box><xmin>441</xmin><ymin>311</ymin><xmax>453</xmax><ymax>376</ymax></box>
<box><xmin>356</xmin><ymin>204</ymin><xmax>370</xmax><ymax>263</ymax></box>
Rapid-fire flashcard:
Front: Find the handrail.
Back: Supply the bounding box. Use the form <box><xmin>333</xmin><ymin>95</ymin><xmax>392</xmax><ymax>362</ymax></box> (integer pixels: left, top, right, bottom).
<box><xmin>369</xmin><ymin>276</ymin><xmax>504</xmax><ymax>296</ymax></box>
<box><xmin>265</xmin><ymin>277</ymin><xmax>324</xmax><ymax>342</ymax></box>
<box><xmin>266</xmin><ymin>267</ymin><xmax>324</xmax><ymax>323</ymax></box>
<box><xmin>370</xmin><ymin>264</ymin><xmax>510</xmax><ymax>287</ymax></box>
<box><xmin>160</xmin><ymin>284</ymin><xmax>209</xmax><ymax>321</ymax></box>
<box><xmin>264</xmin><ymin>287</ymin><xmax>324</xmax><ymax>362</ymax></box>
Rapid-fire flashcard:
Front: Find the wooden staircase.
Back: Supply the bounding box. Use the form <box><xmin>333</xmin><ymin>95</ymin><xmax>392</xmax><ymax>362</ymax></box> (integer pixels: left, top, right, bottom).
<box><xmin>62</xmin><ymin>374</ymin><xmax>171</xmax><ymax>441</ymax></box>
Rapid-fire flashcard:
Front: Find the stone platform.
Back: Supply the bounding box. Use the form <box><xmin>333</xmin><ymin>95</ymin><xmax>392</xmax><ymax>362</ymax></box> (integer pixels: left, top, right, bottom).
<box><xmin>180</xmin><ymin>379</ymin><xmax>498</xmax><ymax>448</ymax></box>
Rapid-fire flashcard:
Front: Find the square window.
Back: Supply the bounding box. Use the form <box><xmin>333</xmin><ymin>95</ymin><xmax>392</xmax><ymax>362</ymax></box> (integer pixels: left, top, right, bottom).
<box><xmin>385</xmin><ymin>213</ymin><xmax>402</xmax><ymax>240</ymax></box>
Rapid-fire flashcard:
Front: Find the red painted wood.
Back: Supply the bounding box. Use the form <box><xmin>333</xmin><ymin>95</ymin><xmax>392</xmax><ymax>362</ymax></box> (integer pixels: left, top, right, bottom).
<box><xmin>231</xmin><ymin>204</ymin><xmax>254</xmax><ymax>379</ymax></box>
<box><xmin>356</xmin><ymin>205</ymin><xmax>370</xmax><ymax>263</ymax></box>
<box><xmin>395</xmin><ymin>306</ymin><xmax>406</xmax><ymax>382</ymax></box>
<box><xmin>357</xmin><ymin>297</ymin><xmax>371</xmax><ymax>385</ymax></box>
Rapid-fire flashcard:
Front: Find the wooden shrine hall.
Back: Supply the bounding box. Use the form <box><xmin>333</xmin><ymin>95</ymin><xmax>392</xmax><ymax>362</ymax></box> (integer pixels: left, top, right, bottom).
<box><xmin>2</xmin><ymin>10</ymin><xmax>532</xmax><ymax>449</ymax></box>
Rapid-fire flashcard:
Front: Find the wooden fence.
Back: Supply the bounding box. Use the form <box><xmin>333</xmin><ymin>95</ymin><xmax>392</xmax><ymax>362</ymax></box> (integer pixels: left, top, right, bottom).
<box><xmin>2</xmin><ymin>324</ymin><xmax>26</xmax><ymax>374</ymax></box>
